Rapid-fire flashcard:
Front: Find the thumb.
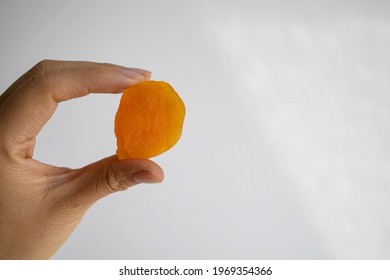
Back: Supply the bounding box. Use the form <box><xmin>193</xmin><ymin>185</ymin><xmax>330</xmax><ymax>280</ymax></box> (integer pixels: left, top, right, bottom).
<box><xmin>71</xmin><ymin>155</ymin><xmax>164</xmax><ymax>205</ymax></box>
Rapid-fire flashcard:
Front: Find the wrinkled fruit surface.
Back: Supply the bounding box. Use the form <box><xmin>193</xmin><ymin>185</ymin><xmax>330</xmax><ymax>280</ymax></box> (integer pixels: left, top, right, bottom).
<box><xmin>115</xmin><ymin>81</ymin><xmax>185</xmax><ymax>159</ymax></box>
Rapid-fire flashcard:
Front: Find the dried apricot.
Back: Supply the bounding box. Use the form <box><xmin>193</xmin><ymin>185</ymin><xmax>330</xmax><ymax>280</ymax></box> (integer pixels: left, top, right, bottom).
<box><xmin>115</xmin><ymin>81</ymin><xmax>185</xmax><ymax>159</ymax></box>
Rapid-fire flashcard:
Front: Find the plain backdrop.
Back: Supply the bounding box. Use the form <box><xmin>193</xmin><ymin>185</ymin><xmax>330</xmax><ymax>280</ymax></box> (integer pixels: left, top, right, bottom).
<box><xmin>0</xmin><ymin>0</ymin><xmax>389</xmax><ymax>259</ymax></box>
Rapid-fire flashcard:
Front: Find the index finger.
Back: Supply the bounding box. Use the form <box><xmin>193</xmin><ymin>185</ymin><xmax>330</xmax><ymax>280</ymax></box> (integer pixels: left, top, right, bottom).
<box><xmin>0</xmin><ymin>60</ymin><xmax>151</xmax><ymax>157</ymax></box>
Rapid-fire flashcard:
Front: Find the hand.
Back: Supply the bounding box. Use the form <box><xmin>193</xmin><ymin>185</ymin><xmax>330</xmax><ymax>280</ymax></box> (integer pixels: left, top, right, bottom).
<box><xmin>0</xmin><ymin>60</ymin><xmax>164</xmax><ymax>259</ymax></box>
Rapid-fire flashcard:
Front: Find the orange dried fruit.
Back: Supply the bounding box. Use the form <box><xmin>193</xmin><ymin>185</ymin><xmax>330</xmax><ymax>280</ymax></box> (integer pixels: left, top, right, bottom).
<box><xmin>115</xmin><ymin>80</ymin><xmax>185</xmax><ymax>159</ymax></box>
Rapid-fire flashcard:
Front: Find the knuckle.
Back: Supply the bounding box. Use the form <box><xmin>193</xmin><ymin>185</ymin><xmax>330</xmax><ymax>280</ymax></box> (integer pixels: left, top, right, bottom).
<box><xmin>30</xmin><ymin>60</ymin><xmax>54</xmax><ymax>87</ymax></box>
<box><xmin>104</xmin><ymin>165</ymin><xmax>132</xmax><ymax>193</ymax></box>
<box><xmin>34</xmin><ymin>59</ymin><xmax>57</xmax><ymax>70</ymax></box>
<box><xmin>29</xmin><ymin>71</ymin><xmax>47</xmax><ymax>88</ymax></box>
<box><xmin>33</xmin><ymin>59</ymin><xmax>55</xmax><ymax>73</ymax></box>
<box><xmin>34</xmin><ymin>59</ymin><xmax>49</xmax><ymax>70</ymax></box>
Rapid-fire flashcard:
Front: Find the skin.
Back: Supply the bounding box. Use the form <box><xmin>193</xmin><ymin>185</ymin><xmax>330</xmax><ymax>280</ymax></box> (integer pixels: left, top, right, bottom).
<box><xmin>0</xmin><ymin>60</ymin><xmax>164</xmax><ymax>259</ymax></box>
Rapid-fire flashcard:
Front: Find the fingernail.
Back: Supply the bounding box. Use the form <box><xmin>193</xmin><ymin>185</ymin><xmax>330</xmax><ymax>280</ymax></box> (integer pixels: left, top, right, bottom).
<box><xmin>125</xmin><ymin>67</ymin><xmax>152</xmax><ymax>75</ymax></box>
<box><xmin>125</xmin><ymin>68</ymin><xmax>152</xmax><ymax>79</ymax></box>
<box><xmin>132</xmin><ymin>171</ymin><xmax>161</xmax><ymax>184</ymax></box>
<box><xmin>120</xmin><ymin>69</ymin><xmax>146</xmax><ymax>81</ymax></box>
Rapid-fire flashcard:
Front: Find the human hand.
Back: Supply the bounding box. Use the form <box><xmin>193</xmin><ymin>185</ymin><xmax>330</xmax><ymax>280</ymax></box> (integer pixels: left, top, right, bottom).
<box><xmin>0</xmin><ymin>60</ymin><xmax>164</xmax><ymax>259</ymax></box>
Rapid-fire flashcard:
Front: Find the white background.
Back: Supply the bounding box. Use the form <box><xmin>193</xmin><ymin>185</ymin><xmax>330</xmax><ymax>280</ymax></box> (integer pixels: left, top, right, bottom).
<box><xmin>0</xmin><ymin>0</ymin><xmax>389</xmax><ymax>259</ymax></box>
